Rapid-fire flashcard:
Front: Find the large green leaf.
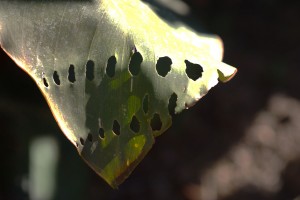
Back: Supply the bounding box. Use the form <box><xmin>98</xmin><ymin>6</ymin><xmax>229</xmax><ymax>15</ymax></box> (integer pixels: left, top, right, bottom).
<box><xmin>0</xmin><ymin>0</ymin><xmax>236</xmax><ymax>187</ymax></box>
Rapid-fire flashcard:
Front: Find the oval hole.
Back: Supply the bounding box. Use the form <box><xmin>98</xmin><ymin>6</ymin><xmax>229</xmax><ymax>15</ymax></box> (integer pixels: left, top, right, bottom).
<box><xmin>99</xmin><ymin>128</ymin><xmax>105</xmax><ymax>139</ymax></box>
<box><xmin>130</xmin><ymin>116</ymin><xmax>140</xmax><ymax>133</ymax></box>
<box><xmin>87</xmin><ymin>133</ymin><xmax>93</xmax><ymax>142</ymax></box>
<box><xmin>112</xmin><ymin>120</ymin><xmax>121</xmax><ymax>135</ymax></box>
<box><xmin>156</xmin><ymin>56</ymin><xmax>172</xmax><ymax>77</ymax></box>
<box><xmin>150</xmin><ymin>113</ymin><xmax>162</xmax><ymax>131</ymax></box>
<box><xmin>129</xmin><ymin>52</ymin><xmax>143</xmax><ymax>76</ymax></box>
<box><xmin>43</xmin><ymin>77</ymin><xmax>49</xmax><ymax>87</ymax></box>
<box><xmin>68</xmin><ymin>64</ymin><xmax>76</xmax><ymax>83</ymax></box>
<box><xmin>86</xmin><ymin>60</ymin><xmax>95</xmax><ymax>81</ymax></box>
<box><xmin>168</xmin><ymin>93</ymin><xmax>178</xmax><ymax>116</ymax></box>
<box><xmin>80</xmin><ymin>137</ymin><xmax>85</xmax><ymax>146</ymax></box>
<box><xmin>142</xmin><ymin>94</ymin><xmax>149</xmax><ymax>114</ymax></box>
<box><xmin>106</xmin><ymin>56</ymin><xmax>117</xmax><ymax>78</ymax></box>
<box><xmin>53</xmin><ymin>71</ymin><xmax>60</xmax><ymax>85</ymax></box>
<box><xmin>185</xmin><ymin>60</ymin><xmax>203</xmax><ymax>81</ymax></box>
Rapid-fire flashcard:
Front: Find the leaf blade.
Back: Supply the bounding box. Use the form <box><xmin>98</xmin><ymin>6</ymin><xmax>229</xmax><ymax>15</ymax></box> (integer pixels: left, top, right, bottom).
<box><xmin>0</xmin><ymin>0</ymin><xmax>236</xmax><ymax>187</ymax></box>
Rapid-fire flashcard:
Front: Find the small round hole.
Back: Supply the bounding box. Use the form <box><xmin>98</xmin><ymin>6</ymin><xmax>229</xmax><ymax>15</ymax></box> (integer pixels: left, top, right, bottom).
<box><xmin>80</xmin><ymin>137</ymin><xmax>85</xmax><ymax>146</ymax></box>
<box><xmin>87</xmin><ymin>133</ymin><xmax>93</xmax><ymax>142</ymax></box>
<box><xmin>156</xmin><ymin>56</ymin><xmax>172</xmax><ymax>77</ymax></box>
<box><xmin>168</xmin><ymin>93</ymin><xmax>178</xmax><ymax>115</ymax></box>
<box><xmin>99</xmin><ymin>128</ymin><xmax>105</xmax><ymax>139</ymax></box>
<box><xmin>129</xmin><ymin>52</ymin><xmax>143</xmax><ymax>76</ymax></box>
<box><xmin>112</xmin><ymin>120</ymin><xmax>121</xmax><ymax>135</ymax></box>
<box><xmin>106</xmin><ymin>56</ymin><xmax>117</xmax><ymax>78</ymax></box>
<box><xmin>150</xmin><ymin>113</ymin><xmax>162</xmax><ymax>131</ymax></box>
<box><xmin>53</xmin><ymin>71</ymin><xmax>60</xmax><ymax>85</ymax></box>
<box><xmin>68</xmin><ymin>64</ymin><xmax>76</xmax><ymax>83</ymax></box>
<box><xmin>43</xmin><ymin>77</ymin><xmax>49</xmax><ymax>87</ymax></box>
<box><xmin>86</xmin><ymin>60</ymin><xmax>95</xmax><ymax>81</ymax></box>
<box><xmin>185</xmin><ymin>60</ymin><xmax>203</xmax><ymax>81</ymax></box>
<box><xmin>130</xmin><ymin>116</ymin><xmax>140</xmax><ymax>133</ymax></box>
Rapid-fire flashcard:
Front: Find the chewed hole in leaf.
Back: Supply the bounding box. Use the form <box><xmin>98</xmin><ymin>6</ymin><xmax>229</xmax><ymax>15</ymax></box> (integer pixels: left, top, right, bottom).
<box><xmin>87</xmin><ymin>133</ymin><xmax>93</xmax><ymax>142</ymax></box>
<box><xmin>99</xmin><ymin>128</ymin><xmax>105</xmax><ymax>139</ymax></box>
<box><xmin>168</xmin><ymin>93</ymin><xmax>178</xmax><ymax>115</ymax></box>
<box><xmin>68</xmin><ymin>64</ymin><xmax>76</xmax><ymax>83</ymax></box>
<box><xmin>185</xmin><ymin>60</ymin><xmax>203</xmax><ymax>81</ymax></box>
<box><xmin>130</xmin><ymin>116</ymin><xmax>140</xmax><ymax>133</ymax></box>
<box><xmin>80</xmin><ymin>137</ymin><xmax>85</xmax><ymax>146</ymax></box>
<box><xmin>156</xmin><ymin>56</ymin><xmax>172</xmax><ymax>77</ymax></box>
<box><xmin>142</xmin><ymin>94</ymin><xmax>149</xmax><ymax>114</ymax></box>
<box><xmin>129</xmin><ymin>52</ymin><xmax>143</xmax><ymax>76</ymax></box>
<box><xmin>112</xmin><ymin>120</ymin><xmax>121</xmax><ymax>135</ymax></box>
<box><xmin>106</xmin><ymin>56</ymin><xmax>117</xmax><ymax>78</ymax></box>
<box><xmin>53</xmin><ymin>71</ymin><xmax>60</xmax><ymax>85</ymax></box>
<box><xmin>150</xmin><ymin>113</ymin><xmax>162</xmax><ymax>131</ymax></box>
<box><xmin>43</xmin><ymin>77</ymin><xmax>49</xmax><ymax>87</ymax></box>
<box><xmin>86</xmin><ymin>60</ymin><xmax>95</xmax><ymax>81</ymax></box>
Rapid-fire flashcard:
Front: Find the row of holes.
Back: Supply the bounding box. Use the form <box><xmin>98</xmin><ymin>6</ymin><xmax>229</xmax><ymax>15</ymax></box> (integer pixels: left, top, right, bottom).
<box><xmin>125</xmin><ymin>53</ymin><xmax>203</xmax><ymax>80</ymax></box>
<box><xmin>43</xmin><ymin>64</ymin><xmax>76</xmax><ymax>87</ymax></box>
<box><xmin>78</xmin><ymin>112</ymin><xmax>163</xmax><ymax>146</ymax></box>
<box><xmin>78</xmin><ymin>92</ymin><xmax>178</xmax><ymax>146</ymax></box>
<box><xmin>105</xmin><ymin>54</ymin><xmax>203</xmax><ymax>80</ymax></box>
<box><xmin>42</xmin><ymin>53</ymin><xmax>203</xmax><ymax>87</ymax></box>
<box><xmin>46</xmin><ymin>51</ymin><xmax>185</xmax><ymax>147</ymax></box>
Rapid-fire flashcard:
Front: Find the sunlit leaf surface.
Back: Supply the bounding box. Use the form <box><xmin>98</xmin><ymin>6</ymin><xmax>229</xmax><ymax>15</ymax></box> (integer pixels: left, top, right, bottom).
<box><xmin>0</xmin><ymin>0</ymin><xmax>236</xmax><ymax>187</ymax></box>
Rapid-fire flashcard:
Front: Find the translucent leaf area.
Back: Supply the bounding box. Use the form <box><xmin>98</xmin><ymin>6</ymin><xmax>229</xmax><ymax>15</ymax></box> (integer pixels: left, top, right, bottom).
<box><xmin>0</xmin><ymin>0</ymin><xmax>236</xmax><ymax>187</ymax></box>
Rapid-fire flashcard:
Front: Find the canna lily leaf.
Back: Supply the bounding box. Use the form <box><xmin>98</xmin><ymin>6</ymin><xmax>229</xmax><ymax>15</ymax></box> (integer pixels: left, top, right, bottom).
<box><xmin>0</xmin><ymin>0</ymin><xmax>236</xmax><ymax>188</ymax></box>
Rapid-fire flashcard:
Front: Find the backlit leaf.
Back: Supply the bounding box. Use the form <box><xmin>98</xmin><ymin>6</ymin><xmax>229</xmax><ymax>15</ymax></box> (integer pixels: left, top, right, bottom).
<box><xmin>0</xmin><ymin>0</ymin><xmax>236</xmax><ymax>188</ymax></box>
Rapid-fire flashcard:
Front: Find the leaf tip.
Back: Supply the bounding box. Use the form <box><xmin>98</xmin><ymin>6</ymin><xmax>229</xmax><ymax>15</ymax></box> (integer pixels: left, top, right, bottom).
<box><xmin>217</xmin><ymin>63</ymin><xmax>237</xmax><ymax>83</ymax></box>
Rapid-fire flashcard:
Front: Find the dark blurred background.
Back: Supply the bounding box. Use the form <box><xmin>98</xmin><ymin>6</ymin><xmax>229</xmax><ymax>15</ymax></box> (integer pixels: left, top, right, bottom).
<box><xmin>1</xmin><ymin>0</ymin><xmax>300</xmax><ymax>200</ymax></box>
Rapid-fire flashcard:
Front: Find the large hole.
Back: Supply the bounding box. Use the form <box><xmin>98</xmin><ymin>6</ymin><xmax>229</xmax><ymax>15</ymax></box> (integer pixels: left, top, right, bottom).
<box><xmin>156</xmin><ymin>57</ymin><xmax>172</xmax><ymax>77</ymax></box>
<box><xmin>129</xmin><ymin>52</ymin><xmax>143</xmax><ymax>76</ymax></box>
<box><xmin>43</xmin><ymin>77</ymin><xmax>49</xmax><ymax>87</ymax></box>
<box><xmin>53</xmin><ymin>71</ymin><xmax>60</xmax><ymax>85</ymax></box>
<box><xmin>150</xmin><ymin>113</ymin><xmax>162</xmax><ymax>131</ymax></box>
<box><xmin>130</xmin><ymin>116</ymin><xmax>140</xmax><ymax>133</ymax></box>
<box><xmin>106</xmin><ymin>56</ymin><xmax>117</xmax><ymax>78</ymax></box>
<box><xmin>86</xmin><ymin>60</ymin><xmax>95</xmax><ymax>81</ymax></box>
<box><xmin>99</xmin><ymin>128</ymin><xmax>105</xmax><ymax>139</ymax></box>
<box><xmin>112</xmin><ymin>120</ymin><xmax>121</xmax><ymax>135</ymax></box>
<box><xmin>185</xmin><ymin>60</ymin><xmax>203</xmax><ymax>81</ymax></box>
<box><xmin>142</xmin><ymin>94</ymin><xmax>149</xmax><ymax>114</ymax></box>
<box><xmin>168</xmin><ymin>93</ymin><xmax>178</xmax><ymax>116</ymax></box>
<box><xmin>68</xmin><ymin>64</ymin><xmax>76</xmax><ymax>83</ymax></box>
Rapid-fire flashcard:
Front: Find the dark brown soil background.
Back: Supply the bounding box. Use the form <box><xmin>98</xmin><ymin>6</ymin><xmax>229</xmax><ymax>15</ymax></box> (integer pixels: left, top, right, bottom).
<box><xmin>1</xmin><ymin>1</ymin><xmax>300</xmax><ymax>200</ymax></box>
